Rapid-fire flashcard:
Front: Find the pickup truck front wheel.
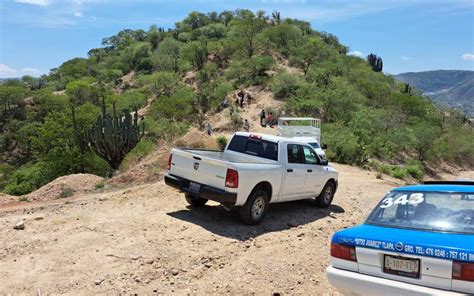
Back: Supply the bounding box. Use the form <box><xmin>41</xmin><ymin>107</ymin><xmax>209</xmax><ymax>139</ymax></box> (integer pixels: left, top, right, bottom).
<box><xmin>315</xmin><ymin>181</ymin><xmax>335</xmax><ymax>208</ymax></box>
<box><xmin>240</xmin><ymin>190</ymin><xmax>269</xmax><ymax>225</ymax></box>
<box><xmin>185</xmin><ymin>194</ymin><xmax>208</xmax><ymax>207</ymax></box>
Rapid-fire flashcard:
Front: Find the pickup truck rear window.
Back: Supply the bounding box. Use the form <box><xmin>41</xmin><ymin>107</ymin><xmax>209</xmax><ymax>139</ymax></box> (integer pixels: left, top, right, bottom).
<box><xmin>227</xmin><ymin>135</ymin><xmax>278</xmax><ymax>161</ymax></box>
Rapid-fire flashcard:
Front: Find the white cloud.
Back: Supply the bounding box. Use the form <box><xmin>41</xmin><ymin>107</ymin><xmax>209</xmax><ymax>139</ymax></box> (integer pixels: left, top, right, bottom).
<box><xmin>348</xmin><ymin>51</ymin><xmax>364</xmax><ymax>58</ymax></box>
<box><xmin>15</xmin><ymin>0</ymin><xmax>49</xmax><ymax>6</ymax></box>
<box><xmin>20</xmin><ymin>67</ymin><xmax>43</xmax><ymax>77</ymax></box>
<box><xmin>400</xmin><ymin>56</ymin><xmax>411</xmax><ymax>60</ymax></box>
<box><xmin>0</xmin><ymin>64</ymin><xmax>43</xmax><ymax>78</ymax></box>
<box><xmin>74</xmin><ymin>11</ymin><xmax>83</xmax><ymax>17</ymax></box>
<box><xmin>0</xmin><ymin>64</ymin><xmax>18</xmax><ymax>78</ymax></box>
<box><xmin>462</xmin><ymin>53</ymin><xmax>474</xmax><ymax>61</ymax></box>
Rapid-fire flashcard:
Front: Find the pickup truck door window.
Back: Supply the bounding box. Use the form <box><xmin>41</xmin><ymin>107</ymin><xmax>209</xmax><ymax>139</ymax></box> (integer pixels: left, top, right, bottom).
<box><xmin>282</xmin><ymin>144</ymin><xmax>308</xmax><ymax>200</ymax></box>
<box><xmin>302</xmin><ymin>146</ymin><xmax>325</xmax><ymax>194</ymax></box>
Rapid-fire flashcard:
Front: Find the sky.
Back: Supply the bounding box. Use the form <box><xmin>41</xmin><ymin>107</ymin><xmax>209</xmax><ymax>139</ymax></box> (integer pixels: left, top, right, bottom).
<box><xmin>0</xmin><ymin>0</ymin><xmax>473</xmax><ymax>78</ymax></box>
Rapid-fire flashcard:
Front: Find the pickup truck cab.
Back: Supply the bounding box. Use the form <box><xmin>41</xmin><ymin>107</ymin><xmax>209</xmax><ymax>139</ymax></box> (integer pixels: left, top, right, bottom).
<box><xmin>291</xmin><ymin>136</ymin><xmax>327</xmax><ymax>159</ymax></box>
<box><xmin>165</xmin><ymin>132</ymin><xmax>339</xmax><ymax>225</ymax></box>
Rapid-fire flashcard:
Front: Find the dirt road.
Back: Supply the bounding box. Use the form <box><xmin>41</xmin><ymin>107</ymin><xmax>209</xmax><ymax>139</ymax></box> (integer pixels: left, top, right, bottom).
<box><xmin>0</xmin><ymin>164</ymin><xmax>470</xmax><ymax>295</ymax></box>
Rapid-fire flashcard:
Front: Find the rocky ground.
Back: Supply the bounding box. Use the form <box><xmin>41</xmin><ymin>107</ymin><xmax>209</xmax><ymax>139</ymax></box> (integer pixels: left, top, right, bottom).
<box><xmin>3</xmin><ymin>163</ymin><xmax>472</xmax><ymax>295</ymax></box>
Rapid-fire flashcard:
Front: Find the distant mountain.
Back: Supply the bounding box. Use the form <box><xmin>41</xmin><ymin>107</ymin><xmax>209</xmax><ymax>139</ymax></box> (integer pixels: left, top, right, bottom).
<box><xmin>395</xmin><ymin>70</ymin><xmax>474</xmax><ymax>116</ymax></box>
<box><xmin>0</xmin><ymin>78</ymin><xmax>20</xmax><ymax>84</ymax></box>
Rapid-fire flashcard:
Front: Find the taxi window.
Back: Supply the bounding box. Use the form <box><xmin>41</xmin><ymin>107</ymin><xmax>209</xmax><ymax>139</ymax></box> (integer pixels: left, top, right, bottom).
<box><xmin>366</xmin><ymin>191</ymin><xmax>474</xmax><ymax>234</ymax></box>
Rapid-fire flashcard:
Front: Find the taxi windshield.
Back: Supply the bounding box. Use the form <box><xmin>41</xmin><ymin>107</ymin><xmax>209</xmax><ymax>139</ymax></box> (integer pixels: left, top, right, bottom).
<box><xmin>366</xmin><ymin>190</ymin><xmax>474</xmax><ymax>234</ymax></box>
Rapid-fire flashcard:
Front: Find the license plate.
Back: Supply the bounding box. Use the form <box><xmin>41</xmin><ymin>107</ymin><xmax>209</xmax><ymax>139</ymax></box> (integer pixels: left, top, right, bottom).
<box><xmin>188</xmin><ymin>182</ymin><xmax>201</xmax><ymax>193</ymax></box>
<box><xmin>383</xmin><ymin>255</ymin><xmax>420</xmax><ymax>278</ymax></box>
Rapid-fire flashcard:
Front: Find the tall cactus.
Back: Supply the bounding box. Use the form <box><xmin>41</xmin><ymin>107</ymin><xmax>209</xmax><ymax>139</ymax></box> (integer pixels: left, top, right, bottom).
<box><xmin>367</xmin><ymin>53</ymin><xmax>383</xmax><ymax>72</ymax></box>
<box><xmin>87</xmin><ymin>98</ymin><xmax>144</xmax><ymax>171</ymax></box>
<box><xmin>403</xmin><ymin>83</ymin><xmax>412</xmax><ymax>95</ymax></box>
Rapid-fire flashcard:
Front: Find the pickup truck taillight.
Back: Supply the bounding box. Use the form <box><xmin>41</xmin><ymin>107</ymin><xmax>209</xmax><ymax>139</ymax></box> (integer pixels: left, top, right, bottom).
<box><xmin>225</xmin><ymin>169</ymin><xmax>239</xmax><ymax>188</ymax></box>
<box><xmin>331</xmin><ymin>243</ymin><xmax>357</xmax><ymax>262</ymax></box>
<box><xmin>453</xmin><ymin>261</ymin><xmax>474</xmax><ymax>282</ymax></box>
<box><xmin>167</xmin><ymin>154</ymin><xmax>172</xmax><ymax>170</ymax></box>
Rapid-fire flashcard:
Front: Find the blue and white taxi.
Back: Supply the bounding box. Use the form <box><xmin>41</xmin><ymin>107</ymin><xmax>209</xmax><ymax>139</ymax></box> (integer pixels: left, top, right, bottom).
<box><xmin>327</xmin><ymin>181</ymin><xmax>474</xmax><ymax>295</ymax></box>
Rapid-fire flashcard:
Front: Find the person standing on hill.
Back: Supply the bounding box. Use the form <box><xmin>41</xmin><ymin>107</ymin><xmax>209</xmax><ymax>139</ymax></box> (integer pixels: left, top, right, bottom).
<box><xmin>260</xmin><ymin>109</ymin><xmax>266</xmax><ymax>127</ymax></box>
<box><xmin>267</xmin><ymin>112</ymin><xmax>274</xmax><ymax>128</ymax></box>
<box><xmin>206</xmin><ymin>122</ymin><xmax>212</xmax><ymax>136</ymax></box>
<box><xmin>243</xmin><ymin>119</ymin><xmax>250</xmax><ymax>132</ymax></box>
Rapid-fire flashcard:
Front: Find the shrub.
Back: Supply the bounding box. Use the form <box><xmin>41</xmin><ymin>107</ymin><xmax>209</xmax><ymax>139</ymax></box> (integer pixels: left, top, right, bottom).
<box><xmin>4</xmin><ymin>162</ymin><xmax>50</xmax><ymax>196</ymax></box>
<box><xmin>230</xmin><ymin>112</ymin><xmax>243</xmax><ymax>130</ymax></box>
<box><xmin>216</xmin><ymin>136</ymin><xmax>228</xmax><ymax>150</ymax></box>
<box><xmin>144</xmin><ymin>118</ymin><xmax>188</xmax><ymax>141</ymax></box>
<box><xmin>405</xmin><ymin>160</ymin><xmax>424</xmax><ymax>180</ymax></box>
<box><xmin>392</xmin><ymin>167</ymin><xmax>407</xmax><ymax>179</ymax></box>
<box><xmin>324</xmin><ymin>124</ymin><xmax>367</xmax><ymax>165</ymax></box>
<box><xmin>95</xmin><ymin>180</ymin><xmax>105</xmax><ymax>189</ymax></box>
<box><xmin>59</xmin><ymin>185</ymin><xmax>74</xmax><ymax>198</ymax></box>
<box><xmin>271</xmin><ymin>72</ymin><xmax>299</xmax><ymax>99</ymax></box>
<box><xmin>120</xmin><ymin>139</ymin><xmax>156</xmax><ymax>171</ymax></box>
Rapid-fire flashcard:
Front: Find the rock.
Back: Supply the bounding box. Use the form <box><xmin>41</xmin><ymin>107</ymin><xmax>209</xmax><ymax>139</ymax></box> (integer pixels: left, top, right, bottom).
<box><xmin>171</xmin><ymin>269</ymin><xmax>179</xmax><ymax>276</ymax></box>
<box><xmin>98</xmin><ymin>197</ymin><xmax>108</xmax><ymax>202</ymax></box>
<box><xmin>34</xmin><ymin>216</ymin><xmax>44</xmax><ymax>221</ymax></box>
<box><xmin>204</xmin><ymin>263</ymin><xmax>212</xmax><ymax>268</ymax></box>
<box><xmin>13</xmin><ymin>220</ymin><xmax>25</xmax><ymax>230</ymax></box>
<box><xmin>95</xmin><ymin>278</ymin><xmax>104</xmax><ymax>285</ymax></box>
<box><xmin>145</xmin><ymin>259</ymin><xmax>155</xmax><ymax>265</ymax></box>
<box><xmin>131</xmin><ymin>255</ymin><xmax>141</xmax><ymax>260</ymax></box>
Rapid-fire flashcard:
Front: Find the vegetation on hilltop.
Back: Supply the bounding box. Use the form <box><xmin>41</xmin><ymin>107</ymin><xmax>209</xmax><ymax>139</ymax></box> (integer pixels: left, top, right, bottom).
<box><xmin>1</xmin><ymin>9</ymin><xmax>473</xmax><ymax>195</ymax></box>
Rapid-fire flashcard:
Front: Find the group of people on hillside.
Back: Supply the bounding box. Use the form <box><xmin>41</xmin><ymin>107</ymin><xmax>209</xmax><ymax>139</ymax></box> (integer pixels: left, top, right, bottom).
<box><xmin>206</xmin><ymin>89</ymin><xmax>267</xmax><ymax>136</ymax></box>
<box><xmin>259</xmin><ymin>109</ymin><xmax>274</xmax><ymax>128</ymax></box>
<box><xmin>236</xmin><ymin>89</ymin><xmax>253</xmax><ymax>109</ymax></box>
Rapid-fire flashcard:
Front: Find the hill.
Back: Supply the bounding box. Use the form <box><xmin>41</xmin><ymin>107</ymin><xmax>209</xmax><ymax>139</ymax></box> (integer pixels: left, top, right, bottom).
<box><xmin>395</xmin><ymin>70</ymin><xmax>474</xmax><ymax>116</ymax></box>
<box><xmin>1</xmin><ymin>9</ymin><xmax>473</xmax><ymax>196</ymax></box>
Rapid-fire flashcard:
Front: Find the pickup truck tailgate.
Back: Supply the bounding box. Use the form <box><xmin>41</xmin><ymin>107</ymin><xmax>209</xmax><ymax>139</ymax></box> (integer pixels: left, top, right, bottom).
<box><xmin>169</xmin><ymin>148</ymin><xmax>228</xmax><ymax>190</ymax></box>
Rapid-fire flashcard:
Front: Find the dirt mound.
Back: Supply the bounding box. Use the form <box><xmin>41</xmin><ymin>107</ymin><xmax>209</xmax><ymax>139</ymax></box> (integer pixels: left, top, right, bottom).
<box><xmin>109</xmin><ymin>141</ymin><xmax>170</xmax><ymax>186</ymax></box>
<box><xmin>26</xmin><ymin>174</ymin><xmax>104</xmax><ymax>201</ymax></box>
<box><xmin>0</xmin><ymin>193</ymin><xmax>17</xmax><ymax>206</ymax></box>
<box><xmin>110</xmin><ymin>129</ymin><xmax>217</xmax><ymax>186</ymax></box>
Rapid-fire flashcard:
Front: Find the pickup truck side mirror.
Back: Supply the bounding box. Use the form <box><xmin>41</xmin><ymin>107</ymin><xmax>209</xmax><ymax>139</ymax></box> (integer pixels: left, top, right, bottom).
<box><xmin>320</xmin><ymin>159</ymin><xmax>328</xmax><ymax>166</ymax></box>
<box><xmin>322</xmin><ymin>144</ymin><xmax>328</xmax><ymax>150</ymax></box>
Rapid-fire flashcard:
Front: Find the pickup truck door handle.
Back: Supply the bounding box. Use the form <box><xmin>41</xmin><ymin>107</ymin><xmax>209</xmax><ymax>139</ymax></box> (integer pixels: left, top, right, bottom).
<box><xmin>287</xmin><ymin>169</ymin><xmax>293</xmax><ymax>173</ymax></box>
<box><xmin>307</xmin><ymin>169</ymin><xmax>313</xmax><ymax>173</ymax></box>
<box><xmin>193</xmin><ymin>156</ymin><xmax>201</xmax><ymax>161</ymax></box>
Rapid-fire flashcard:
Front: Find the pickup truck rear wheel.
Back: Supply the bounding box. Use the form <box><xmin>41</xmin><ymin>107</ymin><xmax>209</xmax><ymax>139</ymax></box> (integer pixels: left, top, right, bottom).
<box><xmin>315</xmin><ymin>181</ymin><xmax>335</xmax><ymax>208</ymax></box>
<box><xmin>239</xmin><ymin>190</ymin><xmax>269</xmax><ymax>225</ymax></box>
<box><xmin>185</xmin><ymin>194</ymin><xmax>208</xmax><ymax>207</ymax></box>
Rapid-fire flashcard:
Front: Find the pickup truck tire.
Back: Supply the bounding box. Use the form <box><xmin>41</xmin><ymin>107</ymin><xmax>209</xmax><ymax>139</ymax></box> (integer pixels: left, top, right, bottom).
<box><xmin>185</xmin><ymin>194</ymin><xmax>208</xmax><ymax>207</ymax></box>
<box><xmin>239</xmin><ymin>190</ymin><xmax>269</xmax><ymax>225</ymax></box>
<box><xmin>315</xmin><ymin>181</ymin><xmax>335</xmax><ymax>208</ymax></box>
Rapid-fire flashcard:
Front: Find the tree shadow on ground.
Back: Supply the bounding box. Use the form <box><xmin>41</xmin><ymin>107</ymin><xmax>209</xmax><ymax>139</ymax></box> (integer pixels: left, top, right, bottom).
<box><xmin>167</xmin><ymin>199</ymin><xmax>345</xmax><ymax>241</ymax></box>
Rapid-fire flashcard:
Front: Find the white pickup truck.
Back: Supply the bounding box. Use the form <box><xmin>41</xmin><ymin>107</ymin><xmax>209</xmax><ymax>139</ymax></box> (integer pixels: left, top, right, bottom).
<box><xmin>165</xmin><ymin>132</ymin><xmax>339</xmax><ymax>225</ymax></box>
<box><xmin>277</xmin><ymin>117</ymin><xmax>327</xmax><ymax>159</ymax></box>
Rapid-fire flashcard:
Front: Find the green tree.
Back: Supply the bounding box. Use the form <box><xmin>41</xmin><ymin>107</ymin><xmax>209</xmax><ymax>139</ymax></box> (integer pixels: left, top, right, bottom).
<box><xmin>181</xmin><ymin>41</ymin><xmax>208</xmax><ymax>70</ymax></box>
<box><xmin>66</xmin><ymin>79</ymin><xmax>96</xmax><ymax>106</ymax></box>
<box><xmin>156</xmin><ymin>37</ymin><xmax>182</xmax><ymax>72</ymax></box>
<box><xmin>0</xmin><ymin>85</ymin><xmax>27</xmax><ymax>113</ymax></box>
<box><xmin>291</xmin><ymin>37</ymin><xmax>331</xmax><ymax>76</ymax></box>
<box><xmin>230</xmin><ymin>14</ymin><xmax>268</xmax><ymax>58</ymax></box>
